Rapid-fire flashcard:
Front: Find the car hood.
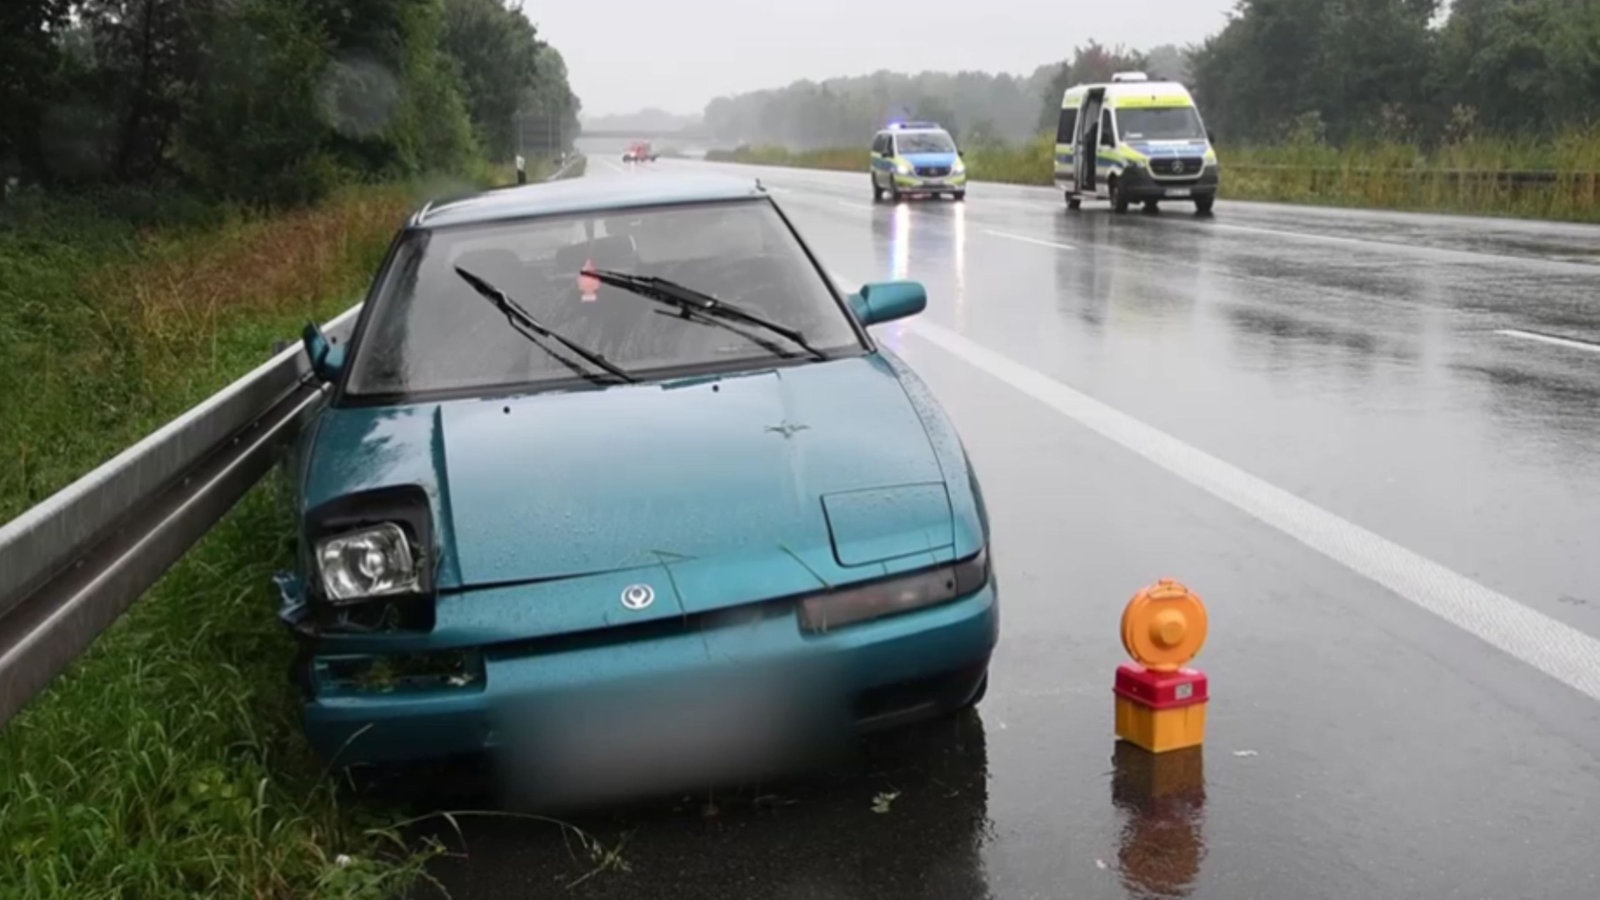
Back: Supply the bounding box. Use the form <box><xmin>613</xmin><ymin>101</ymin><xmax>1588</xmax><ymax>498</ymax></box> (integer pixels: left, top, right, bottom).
<box><xmin>301</xmin><ymin>357</ymin><xmax>955</xmax><ymax>603</ymax></box>
<box><xmin>903</xmin><ymin>151</ymin><xmax>958</xmax><ymax>167</ymax></box>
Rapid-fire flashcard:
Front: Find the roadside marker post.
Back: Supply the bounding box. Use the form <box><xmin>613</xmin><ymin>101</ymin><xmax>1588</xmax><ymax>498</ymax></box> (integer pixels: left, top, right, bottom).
<box><xmin>1114</xmin><ymin>579</ymin><xmax>1209</xmax><ymax>753</ymax></box>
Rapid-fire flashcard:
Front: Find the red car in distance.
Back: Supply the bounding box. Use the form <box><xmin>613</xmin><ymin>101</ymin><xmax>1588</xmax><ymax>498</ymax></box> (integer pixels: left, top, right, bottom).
<box><xmin>622</xmin><ymin>140</ymin><xmax>658</xmax><ymax>163</ymax></box>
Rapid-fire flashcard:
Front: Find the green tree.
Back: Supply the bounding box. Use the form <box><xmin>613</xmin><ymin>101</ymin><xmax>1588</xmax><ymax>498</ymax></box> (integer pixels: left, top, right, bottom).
<box><xmin>0</xmin><ymin>0</ymin><xmax>72</xmax><ymax>180</ymax></box>
<box><xmin>1037</xmin><ymin>42</ymin><xmax>1149</xmax><ymax>133</ymax></box>
<box><xmin>440</xmin><ymin>0</ymin><xmax>541</xmax><ymax>160</ymax></box>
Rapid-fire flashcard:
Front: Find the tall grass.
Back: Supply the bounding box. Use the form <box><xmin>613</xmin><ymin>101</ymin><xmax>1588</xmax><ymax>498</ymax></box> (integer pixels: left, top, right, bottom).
<box><xmin>706</xmin><ymin>128</ymin><xmax>1600</xmax><ymax>222</ymax></box>
<box><xmin>0</xmin><ymin>183</ymin><xmax>442</xmax><ymax>897</ymax></box>
<box><xmin>0</xmin><ymin>487</ymin><xmax>437</xmax><ymax>899</ymax></box>
<box><xmin>0</xmin><ymin>185</ymin><xmax>419</xmax><ymax>522</ymax></box>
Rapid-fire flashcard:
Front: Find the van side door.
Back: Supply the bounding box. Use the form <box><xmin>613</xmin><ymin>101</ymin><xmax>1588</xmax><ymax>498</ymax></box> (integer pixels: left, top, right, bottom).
<box><xmin>1055</xmin><ymin>102</ymin><xmax>1080</xmax><ymax>191</ymax></box>
<box><xmin>1076</xmin><ymin>89</ymin><xmax>1105</xmax><ymax>195</ymax></box>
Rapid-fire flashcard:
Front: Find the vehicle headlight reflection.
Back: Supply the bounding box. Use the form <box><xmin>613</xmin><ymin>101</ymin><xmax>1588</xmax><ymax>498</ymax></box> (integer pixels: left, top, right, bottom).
<box><xmin>891</xmin><ymin>203</ymin><xmax>911</xmax><ymax>280</ymax></box>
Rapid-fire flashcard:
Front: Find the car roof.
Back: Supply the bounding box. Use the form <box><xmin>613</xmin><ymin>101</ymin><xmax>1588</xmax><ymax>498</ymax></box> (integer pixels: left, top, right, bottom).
<box><xmin>413</xmin><ymin>173</ymin><xmax>769</xmax><ymax>229</ymax></box>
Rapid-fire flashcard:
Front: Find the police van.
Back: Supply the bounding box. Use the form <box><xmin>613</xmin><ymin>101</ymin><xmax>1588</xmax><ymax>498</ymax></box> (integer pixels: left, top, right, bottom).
<box><xmin>869</xmin><ymin>121</ymin><xmax>967</xmax><ymax>203</ymax></box>
<box><xmin>1053</xmin><ymin>73</ymin><xmax>1218</xmax><ymax>214</ymax></box>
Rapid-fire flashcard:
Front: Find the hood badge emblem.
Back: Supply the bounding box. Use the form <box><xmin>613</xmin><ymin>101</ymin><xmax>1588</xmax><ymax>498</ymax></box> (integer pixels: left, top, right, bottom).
<box><xmin>620</xmin><ymin>584</ymin><xmax>655</xmax><ymax>610</ymax></box>
<box><xmin>765</xmin><ymin>421</ymin><xmax>810</xmax><ymax>439</ymax></box>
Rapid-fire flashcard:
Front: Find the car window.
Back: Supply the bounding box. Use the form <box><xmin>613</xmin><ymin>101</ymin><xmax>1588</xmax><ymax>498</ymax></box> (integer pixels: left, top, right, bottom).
<box><xmin>894</xmin><ymin>131</ymin><xmax>956</xmax><ymax>154</ymax></box>
<box><xmin>1116</xmin><ymin>106</ymin><xmax>1206</xmax><ymax>141</ymax></box>
<box><xmin>1100</xmin><ymin>109</ymin><xmax>1116</xmax><ymax>147</ymax></box>
<box><xmin>345</xmin><ymin>201</ymin><xmax>863</xmax><ymax>398</ymax></box>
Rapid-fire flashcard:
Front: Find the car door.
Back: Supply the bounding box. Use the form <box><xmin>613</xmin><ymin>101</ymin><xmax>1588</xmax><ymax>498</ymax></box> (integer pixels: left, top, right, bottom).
<box><xmin>1056</xmin><ymin>101</ymin><xmax>1080</xmax><ymax>192</ymax></box>
<box><xmin>1075</xmin><ymin>89</ymin><xmax>1104</xmax><ymax>196</ymax></box>
<box><xmin>1097</xmin><ymin>107</ymin><xmax>1117</xmax><ymax>192</ymax></box>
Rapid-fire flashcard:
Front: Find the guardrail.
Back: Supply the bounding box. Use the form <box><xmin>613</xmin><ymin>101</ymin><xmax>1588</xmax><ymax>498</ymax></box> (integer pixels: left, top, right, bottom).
<box><xmin>0</xmin><ymin>159</ymin><xmax>589</xmax><ymax>728</ymax></box>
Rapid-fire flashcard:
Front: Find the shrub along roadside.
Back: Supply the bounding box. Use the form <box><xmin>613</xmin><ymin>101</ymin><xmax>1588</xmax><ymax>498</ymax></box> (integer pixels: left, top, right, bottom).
<box><xmin>705</xmin><ymin>129</ymin><xmax>1600</xmax><ymax>223</ymax></box>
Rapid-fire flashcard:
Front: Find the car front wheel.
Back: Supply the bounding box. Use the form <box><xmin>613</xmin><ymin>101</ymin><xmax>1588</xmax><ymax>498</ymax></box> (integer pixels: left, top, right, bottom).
<box><xmin>1195</xmin><ymin>194</ymin><xmax>1216</xmax><ymax>215</ymax></box>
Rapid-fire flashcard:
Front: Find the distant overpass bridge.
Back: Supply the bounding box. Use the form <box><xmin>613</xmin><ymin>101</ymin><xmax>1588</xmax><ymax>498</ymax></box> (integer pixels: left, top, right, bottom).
<box><xmin>579</xmin><ymin>128</ymin><xmax>714</xmax><ymax>142</ymax></box>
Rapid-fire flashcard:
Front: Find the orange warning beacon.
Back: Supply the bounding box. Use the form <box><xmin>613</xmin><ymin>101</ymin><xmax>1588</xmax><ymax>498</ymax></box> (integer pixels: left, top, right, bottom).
<box><xmin>1115</xmin><ymin>579</ymin><xmax>1209</xmax><ymax>753</ymax></box>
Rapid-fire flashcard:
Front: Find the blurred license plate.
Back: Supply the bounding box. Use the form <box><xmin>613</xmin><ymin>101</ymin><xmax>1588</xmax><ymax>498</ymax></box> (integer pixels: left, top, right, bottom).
<box><xmin>1165</xmin><ymin>188</ymin><xmax>1192</xmax><ymax>198</ymax></box>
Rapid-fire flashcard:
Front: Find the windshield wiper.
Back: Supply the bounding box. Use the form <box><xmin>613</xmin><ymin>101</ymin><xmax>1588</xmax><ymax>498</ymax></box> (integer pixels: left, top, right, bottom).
<box><xmin>454</xmin><ymin>266</ymin><xmax>636</xmax><ymax>384</ymax></box>
<box><xmin>586</xmin><ymin>269</ymin><xmax>829</xmax><ymax>361</ymax></box>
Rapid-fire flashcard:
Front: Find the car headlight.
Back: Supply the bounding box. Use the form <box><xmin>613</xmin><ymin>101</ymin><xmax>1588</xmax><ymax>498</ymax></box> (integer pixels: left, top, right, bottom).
<box><xmin>317</xmin><ymin>523</ymin><xmax>420</xmax><ymax>604</ymax></box>
<box><xmin>896</xmin><ymin>160</ymin><xmax>913</xmax><ymax>175</ymax></box>
<box><xmin>952</xmin><ymin>159</ymin><xmax>965</xmax><ymax>174</ymax></box>
<box><xmin>798</xmin><ymin>548</ymin><xmax>989</xmax><ymax>633</ymax></box>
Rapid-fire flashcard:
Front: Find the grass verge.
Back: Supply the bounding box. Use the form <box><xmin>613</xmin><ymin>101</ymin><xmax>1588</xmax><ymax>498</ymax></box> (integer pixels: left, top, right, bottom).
<box><xmin>0</xmin><ymin>180</ymin><xmax>478</xmax><ymax>897</ymax></box>
<box><xmin>705</xmin><ymin>129</ymin><xmax>1600</xmax><ymax>223</ymax></box>
<box><xmin>0</xmin><ymin>486</ymin><xmax>437</xmax><ymax>899</ymax></box>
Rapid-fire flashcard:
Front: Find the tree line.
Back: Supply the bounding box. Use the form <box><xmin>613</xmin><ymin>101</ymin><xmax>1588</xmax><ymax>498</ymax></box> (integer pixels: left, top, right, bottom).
<box><xmin>702</xmin><ymin>0</ymin><xmax>1598</xmax><ymax>149</ymax></box>
<box><xmin>1</xmin><ymin>0</ymin><xmax>581</xmax><ymax>207</ymax></box>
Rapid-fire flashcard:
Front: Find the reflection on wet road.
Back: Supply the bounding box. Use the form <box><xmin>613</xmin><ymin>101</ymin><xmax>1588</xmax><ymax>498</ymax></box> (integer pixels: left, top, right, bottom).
<box><xmin>412</xmin><ymin>153</ymin><xmax>1600</xmax><ymax>900</ymax></box>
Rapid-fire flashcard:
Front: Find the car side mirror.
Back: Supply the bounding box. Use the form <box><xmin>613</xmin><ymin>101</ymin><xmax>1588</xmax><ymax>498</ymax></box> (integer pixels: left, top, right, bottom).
<box><xmin>957</xmin><ymin>149</ymin><xmax>965</xmax><ymax>159</ymax></box>
<box><xmin>849</xmin><ymin>280</ymin><xmax>927</xmax><ymax>326</ymax></box>
<box><xmin>1207</xmin><ymin>129</ymin><xmax>1217</xmax><ymax>144</ymax></box>
<box><xmin>302</xmin><ymin>322</ymin><xmax>346</xmax><ymax>382</ymax></box>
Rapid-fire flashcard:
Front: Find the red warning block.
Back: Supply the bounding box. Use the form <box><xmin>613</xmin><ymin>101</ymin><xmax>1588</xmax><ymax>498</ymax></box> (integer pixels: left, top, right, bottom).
<box><xmin>1114</xmin><ymin>663</ymin><xmax>1208</xmax><ymax>753</ymax></box>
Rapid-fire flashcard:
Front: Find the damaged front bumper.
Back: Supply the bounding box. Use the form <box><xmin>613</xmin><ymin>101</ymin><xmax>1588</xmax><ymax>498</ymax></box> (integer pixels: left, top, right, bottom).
<box><xmin>275</xmin><ymin>569</ymin><xmax>998</xmax><ymax>770</ymax></box>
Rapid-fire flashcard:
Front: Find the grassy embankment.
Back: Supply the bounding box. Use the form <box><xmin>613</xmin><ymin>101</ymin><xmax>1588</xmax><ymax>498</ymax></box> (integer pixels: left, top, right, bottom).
<box><xmin>707</xmin><ymin>130</ymin><xmax>1600</xmax><ymax>222</ymax></box>
<box><xmin>0</xmin><ymin>158</ymin><xmax>577</xmax><ymax>898</ymax></box>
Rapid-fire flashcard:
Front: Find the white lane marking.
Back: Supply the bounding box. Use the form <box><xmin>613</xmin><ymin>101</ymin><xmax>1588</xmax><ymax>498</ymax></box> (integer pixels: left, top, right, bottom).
<box><xmin>983</xmin><ymin>229</ymin><xmax>1076</xmax><ymax>251</ymax></box>
<box><xmin>1497</xmin><ymin>329</ymin><xmax>1600</xmax><ymax>354</ymax></box>
<box><xmin>829</xmin><ymin>273</ymin><xmax>1600</xmax><ymax>703</ymax></box>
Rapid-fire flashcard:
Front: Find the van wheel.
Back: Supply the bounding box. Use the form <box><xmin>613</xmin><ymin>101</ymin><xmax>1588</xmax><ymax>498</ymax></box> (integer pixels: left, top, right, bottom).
<box><xmin>871</xmin><ymin>175</ymin><xmax>884</xmax><ymax>203</ymax></box>
<box><xmin>952</xmin><ymin>191</ymin><xmax>966</xmax><ymax>202</ymax></box>
<box><xmin>1110</xmin><ymin>179</ymin><xmax>1130</xmax><ymax>214</ymax></box>
<box><xmin>1066</xmin><ymin>193</ymin><xmax>1082</xmax><ymax>210</ymax></box>
<box><xmin>1195</xmin><ymin>195</ymin><xmax>1216</xmax><ymax>215</ymax></box>
<box><xmin>1143</xmin><ymin>200</ymin><xmax>1160</xmax><ymax>214</ymax></box>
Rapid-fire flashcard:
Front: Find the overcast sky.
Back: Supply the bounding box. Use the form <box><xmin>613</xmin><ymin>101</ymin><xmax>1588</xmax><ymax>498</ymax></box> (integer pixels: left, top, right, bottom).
<box><xmin>528</xmin><ymin>1</ymin><xmax>1237</xmax><ymax>118</ymax></box>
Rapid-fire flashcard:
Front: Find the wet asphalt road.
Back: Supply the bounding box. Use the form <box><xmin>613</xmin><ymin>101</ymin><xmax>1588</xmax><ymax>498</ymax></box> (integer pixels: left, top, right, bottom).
<box><xmin>409</xmin><ymin>152</ymin><xmax>1600</xmax><ymax>899</ymax></box>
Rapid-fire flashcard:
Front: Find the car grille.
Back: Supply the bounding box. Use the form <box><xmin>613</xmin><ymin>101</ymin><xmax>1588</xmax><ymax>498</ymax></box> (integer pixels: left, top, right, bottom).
<box><xmin>1150</xmin><ymin>157</ymin><xmax>1205</xmax><ymax>177</ymax></box>
<box><xmin>915</xmin><ymin>165</ymin><xmax>952</xmax><ymax>177</ymax></box>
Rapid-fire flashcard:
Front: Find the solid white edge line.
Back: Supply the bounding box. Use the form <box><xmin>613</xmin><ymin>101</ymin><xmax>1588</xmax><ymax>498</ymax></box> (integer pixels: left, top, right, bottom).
<box><xmin>983</xmin><ymin>229</ymin><xmax>1076</xmax><ymax>251</ymax></box>
<box><xmin>1497</xmin><ymin>329</ymin><xmax>1600</xmax><ymax>354</ymax></box>
<box><xmin>829</xmin><ymin>272</ymin><xmax>1600</xmax><ymax>704</ymax></box>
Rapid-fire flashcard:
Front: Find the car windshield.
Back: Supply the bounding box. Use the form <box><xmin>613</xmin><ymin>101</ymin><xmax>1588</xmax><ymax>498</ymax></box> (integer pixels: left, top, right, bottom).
<box><xmin>345</xmin><ymin>200</ymin><xmax>862</xmax><ymax>397</ymax></box>
<box><xmin>1115</xmin><ymin>106</ymin><xmax>1206</xmax><ymax>141</ymax></box>
<box><xmin>896</xmin><ymin>131</ymin><xmax>956</xmax><ymax>153</ymax></box>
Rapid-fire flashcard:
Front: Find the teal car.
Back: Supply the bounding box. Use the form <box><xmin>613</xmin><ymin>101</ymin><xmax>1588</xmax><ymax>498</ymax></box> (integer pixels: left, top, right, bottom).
<box><xmin>280</xmin><ymin>175</ymin><xmax>997</xmax><ymax>782</ymax></box>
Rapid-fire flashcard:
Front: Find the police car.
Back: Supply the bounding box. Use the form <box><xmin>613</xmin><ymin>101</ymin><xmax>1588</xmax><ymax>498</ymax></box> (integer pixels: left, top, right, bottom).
<box><xmin>1053</xmin><ymin>73</ymin><xmax>1219</xmax><ymax>214</ymax></box>
<box><xmin>869</xmin><ymin>122</ymin><xmax>967</xmax><ymax>203</ymax></box>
